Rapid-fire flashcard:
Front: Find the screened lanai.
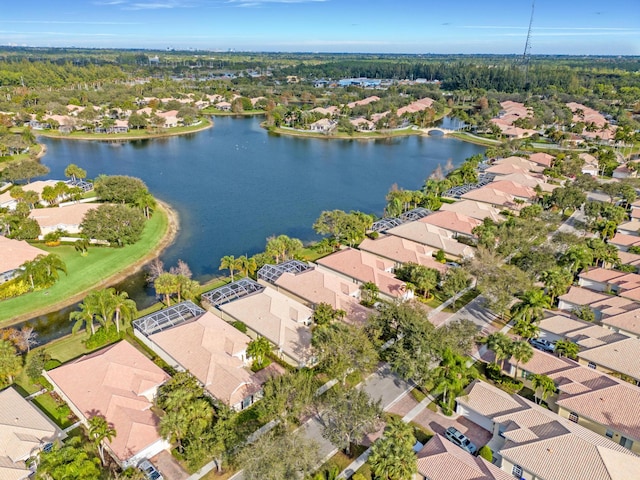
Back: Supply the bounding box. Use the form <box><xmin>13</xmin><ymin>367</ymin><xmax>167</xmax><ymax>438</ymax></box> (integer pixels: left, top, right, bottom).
<box><xmin>371</xmin><ymin>217</ymin><xmax>404</xmax><ymax>233</ymax></box>
<box><xmin>201</xmin><ymin>278</ymin><xmax>265</xmax><ymax>308</ymax></box>
<box><xmin>400</xmin><ymin>207</ymin><xmax>432</xmax><ymax>222</ymax></box>
<box><xmin>257</xmin><ymin>260</ymin><xmax>311</xmax><ymax>284</ymax></box>
<box><xmin>133</xmin><ymin>300</ymin><xmax>205</xmax><ymax>337</ymax></box>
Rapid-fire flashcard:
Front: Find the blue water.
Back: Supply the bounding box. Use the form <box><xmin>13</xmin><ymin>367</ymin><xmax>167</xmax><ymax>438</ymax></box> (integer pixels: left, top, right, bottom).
<box><xmin>40</xmin><ymin>116</ymin><xmax>482</xmax><ymax>280</ymax></box>
<box><xmin>21</xmin><ymin>114</ymin><xmax>485</xmax><ymax>340</ymax></box>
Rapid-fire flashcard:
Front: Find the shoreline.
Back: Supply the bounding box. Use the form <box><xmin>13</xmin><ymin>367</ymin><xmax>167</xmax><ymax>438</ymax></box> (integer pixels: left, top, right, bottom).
<box><xmin>3</xmin><ymin>200</ymin><xmax>179</xmax><ymax>326</ymax></box>
<box><xmin>35</xmin><ymin>117</ymin><xmax>213</xmax><ymax>142</ymax></box>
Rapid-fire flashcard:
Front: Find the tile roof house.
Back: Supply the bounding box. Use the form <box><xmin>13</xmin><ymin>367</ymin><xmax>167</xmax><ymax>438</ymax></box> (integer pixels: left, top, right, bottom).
<box><xmin>346</xmin><ymin>96</ymin><xmax>380</xmax><ymax>109</ymax></box>
<box><xmin>0</xmin><ymin>236</ymin><xmax>47</xmax><ymax>284</ymax></box>
<box><xmin>439</xmin><ymin>199</ymin><xmax>504</xmax><ymax>222</ymax></box>
<box><xmin>600</xmin><ymin>308</ymin><xmax>640</xmax><ymax>338</ymax></box>
<box><xmin>386</xmin><ymin>223</ymin><xmax>475</xmax><ymax>260</ymax></box>
<box><xmin>216</xmin><ymin>287</ymin><xmax>314</xmax><ymax>367</ymax></box>
<box><xmin>589</xmin><ymin>295</ymin><xmax>638</xmax><ymax>319</ymax></box>
<box><xmin>528</xmin><ymin>152</ymin><xmax>555</xmax><ymax>168</ymax></box>
<box><xmin>269</xmin><ymin>267</ymin><xmax>372</xmax><ymax>325</ymax></box>
<box><xmin>455</xmin><ymin>379</ymin><xmax>640</xmax><ymax>479</ymax></box>
<box><xmin>576</xmin><ymin>336</ymin><xmax>640</xmax><ymax>384</ymax></box>
<box><xmin>0</xmin><ymin>180</ymin><xmax>59</xmax><ymax>211</ymax></box>
<box><xmin>358</xmin><ymin>235</ymin><xmax>448</xmax><ymax>274</ymax></box>
<box><xmin>577</xmin><ymin>268</ymin><xmax>640</xmax><ymax>293</ymax></box>
<box><xmin>28</xmin><ymin>203</ymin><xmax>98</xmax><ymax>236</ymax></box>
<box><xmin>146</xmin><ymin>311</ymin><xmax>279</xmax><ymax>410</ymax></box>
<box><xmin>487</xmin><ymin>180</ymin><xmax>537</xmax><ymax>200</ymax></box>
<box><xmin>557</xmin><ymin>286</ymin><xmax>609</xmax><ymax>313</ymax></box>
<box><xmin>0</xmin><ymin>387</ymin><xmax>65</xmax><ymax>480</ymax></box>
<box><xmin>491</xmin><ymin>156</ymin><xmax>545</xmax><ymax>173</ymax></box>
<box><xmin>315</xmin><ymin>247</ymin><xmax>413</xmax><ymax>301</ymax></box>
<box><xmin>416</xmin><ymin>434</ymin><xmax>512</xmax><ymax>480</ymax></box>
<box><xmin>460</xmin><ymin>186</ymin><xmax>523</xmax><ymax>212</ymax></box>
<box><xmin>419</xmin><ymin>210</ymin><xmax>482</xmax><ymax>238</ymax></box>
<box><xmin>609</xmin><ymin>232</ymin><xmax>640</xmax><ymax>251</ymax></box>
<box><xmin>45</xmin><ymin>341</ymin><xmax>170</xmax><ymax>468</ymax></box>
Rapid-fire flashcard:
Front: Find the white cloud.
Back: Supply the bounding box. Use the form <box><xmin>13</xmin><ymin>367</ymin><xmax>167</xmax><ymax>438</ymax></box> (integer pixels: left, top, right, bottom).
<box><xmin>227</xmin><ymin>0</ymin><xmax>327</xmax><ymax>7</ymax></box>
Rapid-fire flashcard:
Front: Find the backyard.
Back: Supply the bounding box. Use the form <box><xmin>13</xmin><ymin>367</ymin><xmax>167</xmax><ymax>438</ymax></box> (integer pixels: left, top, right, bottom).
<box><xmin>0</xmin><ymin>205</ymin><xmax>169</xmax><ymax>325</ymax></box>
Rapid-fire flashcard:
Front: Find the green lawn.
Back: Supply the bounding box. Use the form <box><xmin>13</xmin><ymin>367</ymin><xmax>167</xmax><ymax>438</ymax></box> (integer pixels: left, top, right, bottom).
<box><xmin>0</xmin><ymin>206</ymin><xmax>169</xmax><ymax>325</ymax></box>
<box><xmin>31</xmin><ymin>391</ymin><xmax>77</xmax><ymax>429</ymax></box>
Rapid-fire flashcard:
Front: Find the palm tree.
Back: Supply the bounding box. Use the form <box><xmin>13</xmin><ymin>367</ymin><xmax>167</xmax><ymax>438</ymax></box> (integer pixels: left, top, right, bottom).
<box><xmin>135</xmin><ymin>190</ymin><xmax>156</xmax><ymax>219</ymax></box>
<box><xmin>540</xmin><ymin>267</ymin><xmax>573</xmax><ymax>305</ymax></box>
<box><xmin>432</xmin><ymin>348</ymin><xmax>477</xmax><ymax>410</ymax></box>
<box><xmin>485</xmin><ymin>332</ymin><xmax>513</xmax><ymax>368</ymax></box>
<box><xmin>155</xmin><ymin>272</ymin><xmax>178</xmax><ymax>306</ymax></box>
<box><xmin>88</xmin><ymin>415</ymin><xmax>116</xmax><ymax>466</ymax></box>
<box><xmin>20</xmin><ymin>258</ymin><xmax>44</xmax><ymax>290</ymax></box>
<box><xmin>247</xmin><ymin>337</ymin><xmax>272</xmax><ymax>369</ymax></box>
<box><xmin>531</xmin><ymin>373</ymin><xmax>556</xmax><ymax>405</ymax></box>
<box><xmin>83</xmin><ymin>288</ymin><xmax>117</xmax><ymax>331</ymax></box>
<box><xmin>74</xmin><ymin>237</ymin><xmax>90</xmax><ymax>256</ymax></box>
<box><xmin>64</xmin><ymin>163</ymin><xmax>87</xmax><ymax>182</ymax></box>
<box><xmin>237</xmin><ymin>255</ymin><xmax>257</xmax><ymax>278</ymax></box>
<box><xmin>70</xmin><ymin>302</ymin><xmax>97</xmax><ymax>336</ymax></box>
<box><xmin>512</xmin><ymin>318</ymin><xmax>539</xmax><ymax>340</ymax></box>
<box><xmin>510</xmin><ymin>289</ymin><xmax>551</xmax><ymax>323</ymax></box>
<box><xmin>111</xmin><ymin>290</ymin><xmax>137</xmax><ymax>334</ymax></box>
<box><xmin>369</xmin><ymin>417</ymin><xmax>417</xmax><ymax>480</ymax></box>
<box><xmin>555</xmin><ymin>339</ymin><xmax>580</xmax><ymax>359</ymax></box>
<box><xmin>40</xmin><ymin>253</ymin><xmax>67</xmax><ymax>284</ymax></box>
<box><xmin>219</xmin><ymin>255</ymin><xmax>238</xmax><ymax>281</ymax></box>
<box><xmin>510</xmin><ymin>340</ymin><xmax>534</xmax><ymax>379</ymax></box>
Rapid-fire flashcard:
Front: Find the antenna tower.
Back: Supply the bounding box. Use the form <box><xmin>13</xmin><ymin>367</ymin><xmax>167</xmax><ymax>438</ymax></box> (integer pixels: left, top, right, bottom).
<box><xmin>522</xmin><ymin>1</ymin><xmax>535</xmax><ymax>84</ymax></box>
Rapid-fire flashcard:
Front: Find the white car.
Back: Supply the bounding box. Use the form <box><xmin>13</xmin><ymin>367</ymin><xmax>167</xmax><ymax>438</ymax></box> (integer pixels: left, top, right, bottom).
<box><xmin>139</xmin><ymin>460</ymin><xmax>163</xmax><ymax>480</ymax></box>
<box><xmin>445</xmin><ymin>426</ymin><xmax>477</xmax><ymax>455</ymax></box>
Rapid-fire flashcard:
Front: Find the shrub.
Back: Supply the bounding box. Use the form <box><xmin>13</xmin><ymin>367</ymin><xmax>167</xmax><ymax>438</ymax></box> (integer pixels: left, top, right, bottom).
<box><xmin>84</xmin><ymin>325</ymin><xmax>122</xmax><ymax>350</ymax></box>
<box><xmin>478</xmin><ymin>445</ymin><xmax>493</xmax><ymax>462</ymax></box>
<box><xmin>232</xmin><ymin>321</ymin><xmax>247</xmax><ymax>333</ymax></box>
<box><xmin>352</xmin><ymin>474</ymin><xmax>368</xmax><ymax>480</ymax></box>
<box><xmin>43</xmin><ymin>359</ymin><xmax>62</xmax><ymax>371</ymax></box>
<box><xmin>367</xmin><ymin>231</ymin><xmax>379</xmax><ymax>240</ymax></box>
<box><xmin>0</xmin><ymin>278</ymin><xmax>30</xmax><ymax>300</ymax></box>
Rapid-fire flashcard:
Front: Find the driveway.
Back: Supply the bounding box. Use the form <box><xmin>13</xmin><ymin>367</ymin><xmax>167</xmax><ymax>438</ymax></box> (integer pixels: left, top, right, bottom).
<box><xmin>151</xmin><ymin>450</ymin><xmax>189</xmax><ymax>480</ymax></box>
<box><xmin>443</xmin><ymin>295</ymin><xmax>499</xmax><ymax>335</ymax></box>
<box><xmin>388</xmin><ymin>391</ymin><xmax>491</xmax><ymax>449</ymax></box>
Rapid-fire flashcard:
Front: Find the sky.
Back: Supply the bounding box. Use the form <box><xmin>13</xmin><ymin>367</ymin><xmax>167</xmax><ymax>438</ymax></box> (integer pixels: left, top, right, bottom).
<box><xmin>0</xmin><ymin>0</ymin><xmax>638</xmax><ymax>55</ymax></box>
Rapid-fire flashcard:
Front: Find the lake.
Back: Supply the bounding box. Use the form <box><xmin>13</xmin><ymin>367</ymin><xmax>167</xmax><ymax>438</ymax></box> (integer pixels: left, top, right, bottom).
<box><xmin>27</xmin><ymin>116</ymin><xmax>484</xmax><ymax>340</ymax></box>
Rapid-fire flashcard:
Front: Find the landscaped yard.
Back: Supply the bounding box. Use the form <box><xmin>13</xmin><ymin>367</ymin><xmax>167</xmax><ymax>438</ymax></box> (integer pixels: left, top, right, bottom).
<box><xmin>0</xmin><ymin>206</ymin><xmax>169</xmax><ymax>325</ymax></box>
<box><xmin>31</xmin><ymin>391</ymin><xmax>77</xmax><ymax>429</ymax></box>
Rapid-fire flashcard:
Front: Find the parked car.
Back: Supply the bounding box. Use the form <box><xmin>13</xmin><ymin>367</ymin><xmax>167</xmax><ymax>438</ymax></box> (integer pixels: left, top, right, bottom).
<box><xmin>139</xmin><ymin>460</ymin><xmax>163</xmax><ymax>480</ymax></box>
<box><xmin>444</xmin><ymin>426</ymin><xmax>477</xmax><ymax>454</ymax></box>
<box><xmin>529</xmin><ymin>337</ymin><xmax>556</xmax><ymax>353</ymax></box>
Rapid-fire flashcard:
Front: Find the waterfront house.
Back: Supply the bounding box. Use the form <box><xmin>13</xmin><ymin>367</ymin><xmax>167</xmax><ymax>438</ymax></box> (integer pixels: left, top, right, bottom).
<box><xmin>258</xmin><ymin>261</ymin><xmax>372</xmax><ymax>325</ymax></box>
<box><xmin>45</xmin><ymin>341</ymin><xmax>170</xmax><ymax>468</ymax></box>
<box><xmin>386</xmin><ymin>222</ymin><xmax>475</xmax><ymax>260</ymax></box>
<box><xmin>309</xmin><ymin>118</ymin><xmax>337</xmax><ymax>134</ymax></box>
<box><xmin>28</xmin><ymin>203</ymin><xmax>98</xmax><ymax>237</ymax></box>
<box><xmin>139</xmin><ymin>308</ymin><xmax>280</xmax><ymax>410</ymax></box>
<box><xmin>420</xmin><ymin>210</ymin><xmax>482</xmax><ymax>239</ymax></box>
<box><xmin>315</xmin><ymin>247</ymin><xmax>413</xmax><ymax>301</ymax></box>
<box><xmin>202</xmin><ymin>279</ymin><xmax>314</xmax><ymax>368</ymax></box>
<box><xmin>358</xmin><ymin>234</ymin><xmax>448</xmax><ymax>274</ymax></box>
<box><xmin>0</xmin><ymin>236</ymin><xmax>47</xmax><ymax>284</ymax></box>
<box><xmin>439</xmin><ymin>200</ymin><xmax>504</xmax><ymax>222</ymax></box>
<box><xmin>0</xmin><ymin>387</ymin><xmax>65</xmax><ymax>480</ymax></box>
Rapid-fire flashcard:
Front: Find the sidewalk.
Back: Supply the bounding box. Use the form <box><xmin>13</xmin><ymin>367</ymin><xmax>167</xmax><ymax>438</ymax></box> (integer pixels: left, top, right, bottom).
<box><xmin>337</xmin><ymin>393</ymin><xmax>434</xmax><ymax>479</ymax></box>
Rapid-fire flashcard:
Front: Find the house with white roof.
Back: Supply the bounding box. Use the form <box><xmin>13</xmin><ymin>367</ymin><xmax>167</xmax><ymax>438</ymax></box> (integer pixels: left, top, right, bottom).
<box><xmin>202</xmin><ymin>279</ymin><xmax>314</xmax><ymax>368</ymax></box>
<box><xmin>455</xmin><ymin>379</ymin><xmax>640</xmax><ymax>479</ymax></box>
<box><xmin>0</xmin><ymin>387</ymin><xmax>65</xmax><ymax>480</ymax></box>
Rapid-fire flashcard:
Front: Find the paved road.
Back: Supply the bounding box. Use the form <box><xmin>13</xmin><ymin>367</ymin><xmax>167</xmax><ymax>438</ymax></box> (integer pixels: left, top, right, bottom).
<box><xmin>443</xmin><ymin>295</ymin><xmax>498</xmax><ymax>334</ymax></box>
<box><xmin>229</xmin><ymin>364</ymin><xmax>412</xmax><ymax>480</ymax></box>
